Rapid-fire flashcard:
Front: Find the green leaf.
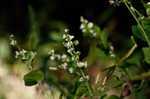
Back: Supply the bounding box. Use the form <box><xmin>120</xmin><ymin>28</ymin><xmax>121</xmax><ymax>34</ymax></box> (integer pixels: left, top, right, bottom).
<box><xmin>126</xmin><ymin>52</ymin><xmax>142</xmax><ymax>67</ymax></box>
<box><xmin>24</xmin><ymin>70</ymin><xmax>44</xmax><ymax>86</ymax></box>
<box><xmin>142</xmin><ymin>47</ymin><xmax>150</xmax><ymax>64</ymax></box>
<box><xmin>100</xmin><ymin>28</ymin><xmax>109</xmax><ymax>48</ymax></box>
<box><xmin>27</xmin><ymin>5</ymin><xmax>40</xmax><ymax>50</ymax></box>
<box><xmin>106</xmin><ymin>79</ymin><xmax>124</xmax><ymax>89</ymax></box>
<box><xmin>132</xmin><ymin>25</ymin><xmax>145</xmax><ymax>41</ymax></box>
<box><xmin>142</xmin><ymin>18</ymin><xmax>150</xmax><ymax>25</ymax></box>
<box><xmin>108</xmin><ymin>95</ymin><xmax>120</xmax><ymax>99</ymax></box>
<box><xmin>132</xmin><ymin>18</ymin><xmax>150</xmax><ymax>42</ymax></box>
<box><xmin>136</xmin><ymin>91</ymin><xmax>147</xmax><ymax>99</ymax></box>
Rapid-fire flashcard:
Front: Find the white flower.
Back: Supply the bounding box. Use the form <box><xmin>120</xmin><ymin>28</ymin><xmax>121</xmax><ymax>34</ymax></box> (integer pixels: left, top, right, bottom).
<box><xmin>15</xmin><ymin>51</ymin><xmax>20</xmax><ymax>58</ymax></box>
<box><xmin>20</xmin><ymin>49</ymin><xmax>27</xmax><ymax>56</ymax></box>
<box><xmin>69</xmin><ymin>35</ymin><xmax>74</xmax><ymax>40</ymax></box>
<box><xmin>10</xmin><ymin>40</ymin><xmax>16</xmax><ymax>46</ymax></box>
<box><xmin>110</xmin><ymin>46</ymin><xmax>114</xmax><ymax>51</ymax></box>
<box><xmin>65</xmin><ymin>42</ymin><xmax>72</xmax><ymax>47</ymax></box>
<box><xmin>147</xmin><ymin>2</ymin><xmax>150</xmax><ymax>5</ymax></box>
<box><xmin>109</xmin><ymin>0</ymin><xmax>115</xmax><ymax>4</ymax></box>
<box><xmin>63</xmin><ymin>34</ymin><xmax>67</xmax><ymax>39</ymax></box>
<box><xmin>22</xmin><ymin>49</ymin><xmax>27</xmax><ymax>53</ymax></box>
<box><xmin>48</xmin><ymin>49</ymin><xmax>54</xmax><ymax>55</ymax></box>
<box><xmin>80</xmin><ymin>24</ymin><xmax>84</xmax><ymax>29</ymax></box>
<box><xmin>85</xmin><ymin>75</ymin><xmax>89</xmax><ymax>80</ymax></box>
<box><xmin>64</xmin><ymin>29</ymin><xmax>69</xmax><ymax>32</ymax></box>
<box><xmin>77</xmin><ymin>61</ymin><xmax>87</xmax><ymax>68</ymax></box>
<box><xmin>82</xmin><ymin>29</ymin><xmax>86</xmax><ymax>32</ymax></box>
<box><xmin>66</xmin><ymin>58</ymin><xmax>70</xmax><ymax>62</ymax></box>
<box><xmin>71</xmin><ymin>57</ymin><xmax>75</xmax><ymax>61</ymax></box>
<box><xmin>80</xmin><ymin>17</ymin><xmax>84</xmax><ymax>22</ymax></box>
<box><xmin>92</xmin><ymin>32</ymin><xmax>96</xmax><ymax>37</ymax></box>
<box><xmin>84</xmin><ymin>19</ymin><xmax>88</xmax><ymax>23</ymax></box>
<box><xmin>10</xmin><ymin>34</ymin><xmax>14</xmax><ymax>38</ymax></box>
<box><xmin>110</xmin><ymin>53</ymin><xmax>115</xmax><ymax>57</ymax></box>
<box><xmin>61</xmin><ymin>54</ymin><xmax>67</xmax><ymax>59</ymax></box>
<box><xmin>109</xmin><ymin>0</ymin><xmax>121</xmax><ymax>6</ymax></box>
<box><xmin>84</xmin><ymin>61</ymin><xmax>87</xmax><ymax>68</ymax></box>
<box><xmin>67</xmin><ymin>48</ymin><xmax>74</xmax><ymax>53</ymax></box>
<box><xmin>88</xmin><ymin>22</ymin><xmax>94</xmax><ymax>28</ymax></box>
<box><xmin>89</xmin><ymin>30</ymin><xmax>94</xmax><ymax>33</ymax></box>
<box><xmin>69</xmin><ymin>67</ymin><xmax>73</xmax><ymax>73</ymax></box>
<box><xmin>50</xmin><ymin>56</ymin><xmax>55</xmax><ymax>60</ymax></box>
<box><xmin>79</xmin><ymin>77</ymin><xmax>83</xmax><ymax>82</ymax></box>
<box><xmin>77</xmin><ymin>62</ymin><xmax>85</xmax><ymax>67</ymax></box>
<box><xmin>61</xmin><ymin>62</ymin><xmax>67</xmax><ymax>69</ymax></box>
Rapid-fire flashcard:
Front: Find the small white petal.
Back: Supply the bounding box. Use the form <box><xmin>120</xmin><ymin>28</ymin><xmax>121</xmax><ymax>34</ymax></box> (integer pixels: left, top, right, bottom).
<box><xmin>10</xmin><ymin>40</ymin><xmax>16</xmax><ymax>46</ymax></box>
<box><xmin>48</xmin><ymin>49</ymin><xmax>54</xmax><ymax>55</ymax></box>
<box><xmin>61</xmin><ymin>54</ymin><xmax>67</xmax><ymax>59</ymax></box>
<box><xmin>79</xmin><ymin>77</ymin><xmax>83</xmax><ymax>82</ymax></box>
<box><xmin>85</xmin><ymin>75</ymin><xmax>89</xmax><ymax>80</ymax></box>
<box><xmin>65</xmin><ymin>42</ymin><xmax>72</xmax><ymax>47</ymax></box>
<box><xmin>80</xmin><ymin>24</ymin><xmax>84</xmax><ymax>29</ymax></box>
<box><xmin>82</xmin><ymin>29</ymin><xmax>86</xmax><ymax>32</ymax></box>
<box><xmin>63</xmin><ymin>34</ymin><xmax>66</xmax><ymax>39</ymax></box>
<box><xmin>147</xmin><ymin>2</ymin><xmax>150</xmax><ymax>5</ymax></box>
<box><xmin>69</xmin><ymin>68</ymin><xmax>73</xmax><ymax>73</ymax></box>
<box><xmin>110</xmin><ymin>46</ymin><xmax>114</xmax><ymax>50</ymax></box>
<box><xmin>15</xmin><ymin>51</ymin><xmax>20</xmax><ymax>58</ymax></box>
<box><xmin>110</xmin><ymin>54</ymin><xmax>115</xmax><ymax>57</ymax></box>
<box><xmin>92</xmin><ymin>33</ymin><xmax>96</xmax><ymax>37</ymax></box>
<box><xmin>64</xmin><ymin>29</ymin><xmax>69</xmax><ymax>32</ymax></box>
<box><xmin>89</xmin><ymin>30</ymin><xmax>94</xmax><ymax>33</ymax></box>
<box><xmin>50</xmin><ymin>56</ymin><xmax>55</xmax><ymax>60</ymax></box>
<box><xmin>61</xmin><ymin>62</ymin><xmax>67</xmax><ymax>69</ymax></box>
<box><xmin>84</xmin><ymin>19</ymin><xmax>88</xmax><ymax>23</ymax></box>
<box><xmin>88</xmin><ymin>22</ymin><xmax>94</xmax><ymax>28</ymax></box>
<box><xmin>69</xmin><ymin>35</ymin><xmax>74</xmax><ymax>40</ymax></box>
<box><xmin>109</xmin><ymin>0</ymin><xmax>115</xmax><ymax>4</ymax></box>
<box><xmin>10</xmin><ymin>34</ymin><xmax>14</xmax><ymax>38</ymax></box>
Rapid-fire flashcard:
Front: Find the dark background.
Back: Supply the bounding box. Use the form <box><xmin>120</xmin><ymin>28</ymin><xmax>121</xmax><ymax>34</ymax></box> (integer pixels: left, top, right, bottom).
<box><xmin>0</xmin><ymin>0</ymin><xmax>135</xmax><ymax>38</ymax></box>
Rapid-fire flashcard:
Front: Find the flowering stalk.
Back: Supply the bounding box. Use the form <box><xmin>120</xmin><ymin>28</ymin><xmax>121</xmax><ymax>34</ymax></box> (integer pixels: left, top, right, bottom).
<box><xmin>48</xmin><ymin>29</ymin><xmax>93</xmax><ymax>96</ymax></box>
<box><xmin>9</xmin><ymin>34</ymin><xmax>37</xmax><ymax>69</ymax></box>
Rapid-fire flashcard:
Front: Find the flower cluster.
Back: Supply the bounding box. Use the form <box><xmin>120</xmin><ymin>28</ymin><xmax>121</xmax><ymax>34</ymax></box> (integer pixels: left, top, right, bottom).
<box><xmin>9</xmin><ymin>34</ymin><xmax>37</xmax><ymax>69</ymax></box>
<box><xmin>79</xmin><ymin>75</ymin><xmax>89</xmax><ymax>82</ymax></box>
<box><xmin>9</xmin><ymin>34</ymin><xmax>17</xmax><ymax>46</ymax></box>
<box><xmin>109</xmin><ymin>0</ymin><xmax>121</xmax><ymax>7</ymax></box>
<box><xmin>15</xmin><ymin>49</ymin><xmax>27</xmax><ymax>59</ymax></box>
<box><xmin>80</xmin><ymin>17</ymin><xmax>99</xmax><ymax>38</ymax></box>
<box><xmin>109</xmin><ymin>45</ymin><xmax>116</xmax><ymax>58</ymax></box>
<box><xmin>14</xmin><ymin>49</ymin><xmax>36</xmax><ymax>63</ymax></box>
<box><xmin>48</xmin><ymin>29</ymin><xmax>89</xmax><ymax>81</ymax></box>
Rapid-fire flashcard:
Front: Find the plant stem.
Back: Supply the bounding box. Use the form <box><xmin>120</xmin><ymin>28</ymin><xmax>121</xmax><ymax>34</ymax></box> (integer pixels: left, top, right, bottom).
<box><xmin>130</xmin><ymin>71</ymin><xmax>150</xmax><ymax>80</ymax></box>
<box><xmin>123</xmin><ymin>0</ymin><xmax>150</xmax><ymax>47</ymax></box>
<box><xmin>80</xmin><ymin>70</ymin><xmax>93</xmax><ymax>96</ymax></box>
<box><xmin>118</xmin><ymin>43</ymin><xmax>137</xmax><ymax>65</ymax></box>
